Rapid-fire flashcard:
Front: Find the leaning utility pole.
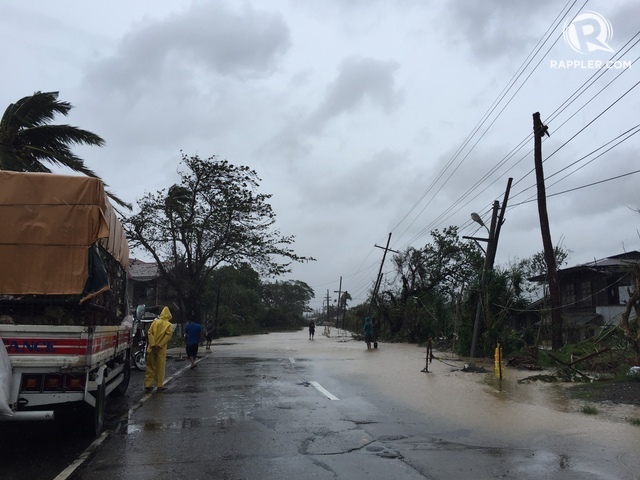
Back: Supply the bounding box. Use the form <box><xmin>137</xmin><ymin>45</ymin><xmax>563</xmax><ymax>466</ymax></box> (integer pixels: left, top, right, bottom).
<box><xmin>366</xmin><ymin>233</ymin><xmax>399</xmax><ymax>320</ymax></box>
<box><xmin>467</xmin><ymin>177</ymin><xmax>513</xmax><ymax>358</ymax></box>
<box><xmin>469</xmin><ymin>201</ymin><xmax>498</xmax><ymax>359</ymax></box>
<box><xmin>533</xmin><ymin>112</ymin><xmax>563</xmax><ymax>351</ymax></box>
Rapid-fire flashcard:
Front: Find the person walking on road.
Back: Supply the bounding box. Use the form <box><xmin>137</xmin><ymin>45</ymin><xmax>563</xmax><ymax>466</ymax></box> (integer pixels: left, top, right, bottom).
<box><xmin>363</xmin><ymin>317</ymin><xmax>373</xmax><ymax>350</ymax></box>
<box><xmin>308</xmin><ymin>320</ymin><xmax>315</xmax><ymax>340</ymax></box>
<box><xmin>144</xmin><ymin>306</ymin><xmax>174</xmax><ymax>392</ymax></box>
<box><xmin>184</xmin><ymin>319</ymin><xmax>203</xmax><ymax>369</ymax></box>
<box><xmin>205</xmin><ymin>321</ymin><xmax>214</xmax><ymax>350</ymax></box>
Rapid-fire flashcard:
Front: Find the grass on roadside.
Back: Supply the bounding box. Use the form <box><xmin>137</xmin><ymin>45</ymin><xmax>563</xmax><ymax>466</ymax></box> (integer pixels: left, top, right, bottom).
<box><xmin>581</xmin><ymin>404</ymin><xmax>599</xmax><ymax>415</ymax></box>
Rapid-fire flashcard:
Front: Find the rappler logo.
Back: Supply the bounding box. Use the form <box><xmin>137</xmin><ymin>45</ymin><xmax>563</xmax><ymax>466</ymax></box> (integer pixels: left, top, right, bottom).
<box><xmin>550</xmin><ymin>11</ymin><xmax>629</xmax><ymax>69</ymax></box>
<box><xmin>562</xmin><ymin>11</ymin><xmax>614</xmax><ymax>54</ymax></box>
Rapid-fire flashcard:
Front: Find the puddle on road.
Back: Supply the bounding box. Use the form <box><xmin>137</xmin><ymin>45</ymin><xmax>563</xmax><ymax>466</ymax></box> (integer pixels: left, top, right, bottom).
<box><xmin>127</xmin><ymin>417</ymin><xmax>204</xmax><ymax>434</ymax></box>
<box><xmin>126</xmin><ymin>396</ymin><xmax>255</xmax><ymax>435</ymax></box>
<box><xmin>126</xmin><ymin>413</ymin><xmax>252</xmax><ymax>434</ymax></box>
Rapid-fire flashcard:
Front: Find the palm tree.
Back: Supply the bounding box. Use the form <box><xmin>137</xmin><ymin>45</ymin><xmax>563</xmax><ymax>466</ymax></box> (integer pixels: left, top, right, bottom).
<box><xmin>0</xmin><ymin>91</ymin><xmax>130</xmax><ymax>209</ymax></box>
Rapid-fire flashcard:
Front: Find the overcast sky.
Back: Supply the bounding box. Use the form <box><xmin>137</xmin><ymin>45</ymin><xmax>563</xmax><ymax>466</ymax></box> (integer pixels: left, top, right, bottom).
<box><xmin>2</xmin><ymin>0</ymin><xmax>639</xmax><ymax>311</ymax></box>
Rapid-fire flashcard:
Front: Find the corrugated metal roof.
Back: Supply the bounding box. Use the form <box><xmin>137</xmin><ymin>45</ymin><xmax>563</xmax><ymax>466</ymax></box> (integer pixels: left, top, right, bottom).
<box><xmin>563</xmin><ymin>314</ymin><xmax>603</xmax><ymax>327</ymax></box>
<box><xmin>528</xmin><ymin>251</ymin><xmax>640</xmax><ymax>282</ymax></box>
<box><xmin>129</xmin><ymin>260</ymin><xmax>160</xmax><ymax>281</ymax></box>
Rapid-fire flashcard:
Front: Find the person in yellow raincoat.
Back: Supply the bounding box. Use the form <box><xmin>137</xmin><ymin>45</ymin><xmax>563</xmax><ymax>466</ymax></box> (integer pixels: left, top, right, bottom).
<box><xmin>144</xmin><ymin>306</ymin><xmax>174</xmax><ymax>392</ymax></box>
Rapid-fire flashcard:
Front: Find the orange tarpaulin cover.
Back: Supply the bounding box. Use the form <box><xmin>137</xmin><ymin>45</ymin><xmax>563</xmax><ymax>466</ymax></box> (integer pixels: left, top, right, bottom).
<box><xmin>0</xmin><ymin>171</ymin><xmax>129</xmax><ymax>295</ymax></box>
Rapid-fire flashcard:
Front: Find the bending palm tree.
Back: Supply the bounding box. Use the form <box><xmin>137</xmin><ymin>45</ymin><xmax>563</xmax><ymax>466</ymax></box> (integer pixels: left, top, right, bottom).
<box><xmin>0</xmin><ymin>91</ymin><xmax>130</xmax><ymax>209</ymax></box>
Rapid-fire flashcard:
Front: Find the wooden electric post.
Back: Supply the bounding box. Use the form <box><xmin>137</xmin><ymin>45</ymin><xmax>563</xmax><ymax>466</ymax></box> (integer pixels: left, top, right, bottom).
<box><xmin>533</xmin><ymin>112</ymin><xmax>563</xmax><ymax>351</ymax></box>
<box><xmin>341</xmin><ymin>291</ymin><xmax>348</xmax><ymax>329</ymax></box>
<box><xmin>366</xmin><ymin>233</ymin><xmax>398</xmax><ymax>319</ymax></box>
<box><xmin>325</xmin><ymin>289</ymin><xmax>331</xmax><ymax>325</ymax></box>
<box><xmin>467</xmin><ymin>178</ymin><xmax>513</xmax><ymax>358</ymax></box>
<box><xmin>469</xmin><ymin>201</ymin><xmax>498</xmax><ymax>358</ymax></box>
<box><xmin>334</xmin><ymin>276</ymin><xmax>342</xmax><ymax>328</ymax></box>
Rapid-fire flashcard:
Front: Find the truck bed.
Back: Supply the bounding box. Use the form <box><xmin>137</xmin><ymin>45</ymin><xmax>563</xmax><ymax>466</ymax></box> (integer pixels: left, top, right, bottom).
<box><xmin>0</xmin><ymin>324</ymin><xmax>131</xmax><ymax>368</ymax></box>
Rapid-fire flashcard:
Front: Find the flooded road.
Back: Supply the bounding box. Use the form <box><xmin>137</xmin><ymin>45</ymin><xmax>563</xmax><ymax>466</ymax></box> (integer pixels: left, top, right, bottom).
<box><xmin>205</xmin><ymin>330</ymin><xmax>640</xmax><ymax>478</ymax></box>
<box><xmin>3</xmin><ymin>330</ymin><xmax>640</xmax><ymax>479</ymax></box>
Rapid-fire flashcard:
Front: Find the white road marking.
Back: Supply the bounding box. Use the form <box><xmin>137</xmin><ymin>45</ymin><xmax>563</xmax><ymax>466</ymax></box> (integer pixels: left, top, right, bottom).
<box><xmin>310</xmin><ymin>381</ymin><xmax>339</xmax><ymax>401</ymax></box>
<box><xmin>53</xmin><ymin>432</ymin><xmax>108</xmax><ymax>480</ymax></box>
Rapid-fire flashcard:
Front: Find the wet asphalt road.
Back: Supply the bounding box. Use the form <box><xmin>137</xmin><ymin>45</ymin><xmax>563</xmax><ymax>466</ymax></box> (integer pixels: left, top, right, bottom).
<box><xmin>3</xmin><ymin>333</ymin><xmax>640</xmax><ymax>479</ymax></box>
<box><xmin>0</xmin><ymin>352</ymin><xmax>188</xmax><ymax>480</ymax></box>
<box><xmin>72</xmin><ymin>348</ymin><xmax>428</xmax><ymax>480</ymax></box>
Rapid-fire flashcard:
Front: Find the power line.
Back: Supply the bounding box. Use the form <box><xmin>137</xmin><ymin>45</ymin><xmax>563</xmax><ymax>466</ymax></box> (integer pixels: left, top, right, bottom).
<box><xmin>510</xmin><ymin>169</ymin><xmax>640</xmax><ymax>208</ymax></box>
<box><xmin>389</xmin><ymin>0</ymin><xmax>583</xmax><ymax>244</ymax></box>
<box><xmin>423</xmin><ymin>36</ymin><xmax>640</xmax><ymax>240</ymax></box>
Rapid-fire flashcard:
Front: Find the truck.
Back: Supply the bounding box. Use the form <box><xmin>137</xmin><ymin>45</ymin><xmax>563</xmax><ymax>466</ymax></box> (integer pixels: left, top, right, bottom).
<box><xmin>0</xmin><ymin>171</ymin><xmax>132</xmax><ymax>436</ymax></box>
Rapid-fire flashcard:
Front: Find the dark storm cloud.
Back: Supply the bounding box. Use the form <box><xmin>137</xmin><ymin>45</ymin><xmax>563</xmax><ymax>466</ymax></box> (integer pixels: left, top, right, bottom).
<box><xmin>264</xmin><ymin>56</ymin><xmax>403</xmax><ymax>158</ymax></box>
<box><xmin>85</xmin><ymin>3</ymin><xmax>291</xmax><ymax>91</ymax></box>
<box><xmin>306</xmin><ymin>56</ymin><xmax>403</xmax><ymax>130</ymax></box>
<box><xmin>300</xmin><ymin>148</ymin><xmax>410</xmax><ymax>209</ymax></box>
<box><xmin>440</xmin><ymin>1</ymin><xmax>640</xmax><ymax>63</ymax></box>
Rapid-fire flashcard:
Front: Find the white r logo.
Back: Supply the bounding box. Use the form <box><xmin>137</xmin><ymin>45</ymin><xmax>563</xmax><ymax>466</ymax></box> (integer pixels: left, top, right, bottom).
<box><xmin>563</xmin><ymin>11</ymin><xmax>614</xmax><ymax>54</ymax></box>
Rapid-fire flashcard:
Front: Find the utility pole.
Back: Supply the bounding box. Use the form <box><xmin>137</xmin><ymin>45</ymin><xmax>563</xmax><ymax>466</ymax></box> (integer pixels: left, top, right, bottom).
<box><xmin>533</xmin><ymin>112</ymin><xmax>563</xmax><ymax>351</ymax></box>
<box><xmin>469</xmin><ymin>201</ymin><xmax>498</xmax><ymax>359</ymax></box>
<box><xmin>334</xmin><ymin>276</ymin><xmax>342</xmax><ymax>328</ymax></box>
<box><xmin>366</xmin><ymin>233</ymin><xmax>399</xmax><ymax>320</ymax></box>
<box><xmin>325</xmin><ymin>289</ymin><xmax>331</xmax><ymax>325</ymax></box>
<box><xmin>341</xmin><ymin>291</ymin><xmax>348</xmax><ymax>329</ymax></box>
<box><xmin>467</xmin><ymin>178</ymin><xmax>513</xmax><ymax>358</ymax></box>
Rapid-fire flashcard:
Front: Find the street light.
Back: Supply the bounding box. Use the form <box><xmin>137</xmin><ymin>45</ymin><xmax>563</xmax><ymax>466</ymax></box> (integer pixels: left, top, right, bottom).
<box><xmin>471</xmin><ymin>212</ymin><xmax>484</xmax><ymax>227</ymax></box>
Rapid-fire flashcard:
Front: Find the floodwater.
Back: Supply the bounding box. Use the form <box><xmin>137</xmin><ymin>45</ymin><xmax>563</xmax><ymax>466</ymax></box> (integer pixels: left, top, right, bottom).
<box><xmin>40</xmin><ymin>328</ymin><xmax>640</xmax><ymax>480</ymax></box>
<box><xmin>215</xmin><ymin>329</ymin><xmax>640</xmax><ymax>459</ymax></box>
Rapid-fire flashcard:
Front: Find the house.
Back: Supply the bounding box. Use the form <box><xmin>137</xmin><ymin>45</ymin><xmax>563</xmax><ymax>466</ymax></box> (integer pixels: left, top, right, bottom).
<box><xmin>530</xmin><ymin>251</ymin><xmax>640</xmax><ymax>343</ymax></box>
<box><xmin>128</xmin><ymin>259</ymin><xmax>175</xmax><ymax>318</ymax></box>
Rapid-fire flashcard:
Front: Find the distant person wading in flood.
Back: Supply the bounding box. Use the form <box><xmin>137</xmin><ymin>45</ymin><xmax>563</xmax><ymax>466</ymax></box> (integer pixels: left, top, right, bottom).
<box><xmin>308</xmin><ymin>320</ymin><xmax>315</xmax><ymax>340</ymax></box>
<box><xmin>363</xmin><ymin>317</ymin><xmax>373</xmax><ymax>350</ymax></box>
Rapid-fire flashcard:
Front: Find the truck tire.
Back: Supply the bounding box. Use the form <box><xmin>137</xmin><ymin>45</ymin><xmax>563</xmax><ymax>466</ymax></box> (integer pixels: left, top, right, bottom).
<box><xmin>133</xmin><ymin>350</ymin><xmax>147</xmax><ymax>371</ymax></box>
<box><xmin>84</xmin><ymin>378</ymin><xmax>106</xmax><ymax>437</ymax></box>
<box><xmin>112</xmin><ymin>354</ymin><xmax>131</xmax><ymax>397</ymax></box>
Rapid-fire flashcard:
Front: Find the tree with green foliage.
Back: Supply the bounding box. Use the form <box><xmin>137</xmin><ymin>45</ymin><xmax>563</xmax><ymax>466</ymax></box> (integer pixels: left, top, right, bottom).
<box><xmin>386</xmin><ymin>227</ymin><xmax>483</xmax><ymax>339</ymax></box>
<box><xmin>123</xmin><ymin>153</ymin><xmax>314</xmax><ymax>325</ymax></box>
<box><xmin>465</xmin><ymin>246</ymin><xmax>571</xmax><ymax>356</ymax></box>
<box><xmin>0</xmin><ymin>91</ymin><xmax>129</xmax><ymax>209</ymax></box>
<box><xmin>513</xmin><ymin>245</ymin><xmax>571</xmax><ymax>347</ymax></box>
<box><xmin>203</xmin><ymin>264</ymin><xmax>264</xmax><ymax>336</ymax></box>
<box><xmin>261</xmin><ymin>280</ymin><xmax>314</xmax><ymax>329</ymax></box>
<box><xmin>474</xmin><ymin>266</ymin><xmax>531</xmax><ymax>355</ymax></box>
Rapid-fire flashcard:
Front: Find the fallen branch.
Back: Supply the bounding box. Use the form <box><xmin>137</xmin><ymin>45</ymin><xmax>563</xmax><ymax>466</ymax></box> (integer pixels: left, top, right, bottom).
<box><xmin>548</xmin><ymin>353</ymin><xmax>592</xmax><ymax>382</ymax></box>
<box><xmin>567</xmin><ymin>348</ymin><xmax>610</xmax><ymax>368</ymax></box>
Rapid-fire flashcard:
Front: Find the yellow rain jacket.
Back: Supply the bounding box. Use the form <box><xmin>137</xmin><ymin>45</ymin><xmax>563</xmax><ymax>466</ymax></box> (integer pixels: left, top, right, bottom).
<box><xmin>147</xmin><ymin>307</ymin><xmax>174</xmax><ymax>354</ymax></box>
<box><xmin>144</xmin><ymin>306</ymin><xmax>175</xmax><ymax>389</ymax></box>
